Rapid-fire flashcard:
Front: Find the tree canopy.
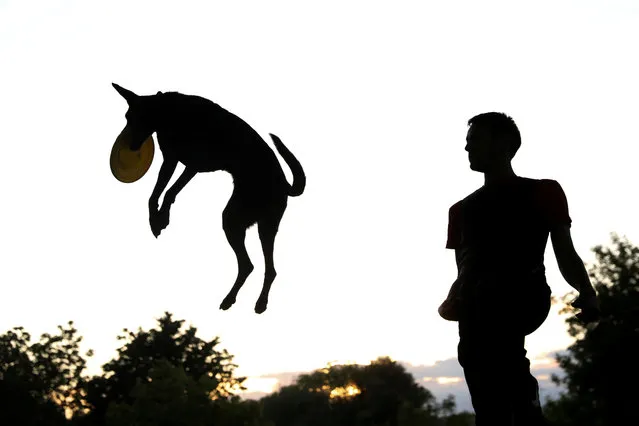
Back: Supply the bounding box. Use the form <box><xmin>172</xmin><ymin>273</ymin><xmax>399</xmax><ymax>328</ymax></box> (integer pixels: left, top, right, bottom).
<box><xmin>0</xmin><ymin>321</ymin><xmax>91</xmax><ymax>426</ymax></box>
<box><xmin>260</xmin><ymin>356</ymin><xmax>471</xmax><ymax>426</ymax></box>
<box><xmin>545</xmin><ymin>234</ymin><xmax>639</xmax><ymax>425</ymax></box>
<box><xmin>82</xmin><ymin>312</ymin><xmax>245</xmax><ymax>425</ymax></box>
<box><xmin>1</xmin><ymin>313</ymin><xmax>474</xmax><ymax>425</ymax></box>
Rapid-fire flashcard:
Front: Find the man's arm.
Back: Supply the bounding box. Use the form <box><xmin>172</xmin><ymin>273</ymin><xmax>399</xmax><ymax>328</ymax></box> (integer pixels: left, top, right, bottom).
<box><xmin>550</xmin><ymin>225</ymin><xmax>592</xmax><ymax>293</ymax></box>
<box><xmin>444</xmin><ymin>249</ymin><xmax>464</xmax><ymax>299</ymax></box>
<box><xmin>551</xmin><ymin>225</ymin><xmax>600</xmax><ymax>319</ymax></box>
<box><xmin>438</xmin><ymin>248</ymin><xmax>471</xmax><ymax>321</ymax></box>
<box><xmin>439</xmin><ymin>202</ymin><xmax>466</xmax><ymax>321</ymax></box>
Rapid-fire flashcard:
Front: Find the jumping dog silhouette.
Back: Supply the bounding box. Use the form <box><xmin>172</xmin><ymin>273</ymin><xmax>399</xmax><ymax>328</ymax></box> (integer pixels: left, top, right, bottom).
<box><xmin>112</xmin><ymin>83</ymin><xmax>306</xmax><ymax>314</ymax></box>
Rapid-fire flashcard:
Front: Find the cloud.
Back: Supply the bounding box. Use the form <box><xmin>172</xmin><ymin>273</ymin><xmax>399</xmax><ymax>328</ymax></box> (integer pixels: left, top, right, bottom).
<box><xmin>240</xmin><ymin>391</ymin><xmax>271</xmax><ymax>401</ymax></box>
<box><xmin>253</xmin><ymin>371</ymin><xmax>302</xmax><ymax>388</ymax></box>
<box><xmin>401</xmin><ymin>355</ymin><xmax>566</xmax><ymax>412</ymax></box>
<box><xmin>398</xmin><ymin>359</ymin><xmax>470</xmax><ymax>410</ymax></box>
<box><xmin>401</xmin><ymin>358</ymin><xmax>464</xmax><ymax>379</ymax></box>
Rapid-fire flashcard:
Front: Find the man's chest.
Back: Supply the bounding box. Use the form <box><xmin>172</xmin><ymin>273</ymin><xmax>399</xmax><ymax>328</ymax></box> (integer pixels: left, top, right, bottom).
<box><xmin>460</xmin><ymin>184</ymin><xmax>544</xmax><ymax>247</ymax></box>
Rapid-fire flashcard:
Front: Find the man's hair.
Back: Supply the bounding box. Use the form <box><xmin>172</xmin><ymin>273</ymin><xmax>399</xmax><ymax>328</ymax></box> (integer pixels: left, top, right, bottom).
<box><xmin>468</xmin><ymin>112</ymin><xmax>521</xmax><ymax>159</ymax></box>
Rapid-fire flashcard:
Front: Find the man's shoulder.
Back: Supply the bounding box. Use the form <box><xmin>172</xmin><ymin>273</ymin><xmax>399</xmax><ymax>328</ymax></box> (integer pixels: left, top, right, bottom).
<box><xmin>510</xmin><ymin>175</ymin><xmax>558</xmax><ymax>187</ymax></box>
<box><xmin>447</xmin><ymin>176</ymin><xmax>564</xmax><ymax>202</ymax></box>
<box><xmin>530</xmin><ymin>177</ymin><xmax>566</xmax><ymax>198</ymax></box>
<box><xmin>448</xmin><ymin>177</ymin><xmax>563</xmax><ymax>207</ymax></box>
<box><xmin>447</xmin><ymin>187</ymin><xmax>482</xmax><ymax>214</ymax></box>
<box><xmin>527</xmin><ymin>176</ymin><xmax>558</xmax><ymax>184</ymax></box>
<box><xmin>455</xmin><ymin>185</ymin><xmax>486</xmax><ymax>206</ymax></box>
<box><xmin>498</xmin><ymin>176</ymin><xmax>564</xmax><ymax>194</ymax></box>
<box><xmin>448</xmin><ymin>199</ymin><xmax>463</xmax><ymax>216</ymax></box>
<box><xmin>450</xmin><ymin>189</ymin><xmax>479</xmax><ymax>206</ymax></box>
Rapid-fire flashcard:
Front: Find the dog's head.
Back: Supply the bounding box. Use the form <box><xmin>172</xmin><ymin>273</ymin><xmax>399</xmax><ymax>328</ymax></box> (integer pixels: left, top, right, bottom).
<box><xmin>112</xmin><ymin>83</ymin><xmax>158</xmax><ymax>151</ymax></box>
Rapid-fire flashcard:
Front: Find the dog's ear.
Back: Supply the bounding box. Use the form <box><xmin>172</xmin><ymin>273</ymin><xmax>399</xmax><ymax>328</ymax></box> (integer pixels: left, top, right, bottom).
<box><xmin>156</xmin><ymin>91</ymin><xmax>163</xmax><ymax>95</ymax></box>
<box><xmin>112</xmin><ymin>83</ymin><xmax>138</xmax><ymax>103</ymax></box>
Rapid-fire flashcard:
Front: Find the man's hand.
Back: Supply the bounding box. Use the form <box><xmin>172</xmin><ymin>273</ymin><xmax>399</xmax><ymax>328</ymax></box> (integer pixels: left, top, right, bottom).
<box><xmin>438</xmin><ymin>297</ymin><xmax>461</xmax><ymax>322</ymax></box>
<box><xmin>551</xmin><ymin>226</ymin><xmax>601</xmax><ymax>323</ymax></box>
<box><xmin>571</xmin><ymin>287</ymin><xmax>600</xmax><ymax>323</ymax></box>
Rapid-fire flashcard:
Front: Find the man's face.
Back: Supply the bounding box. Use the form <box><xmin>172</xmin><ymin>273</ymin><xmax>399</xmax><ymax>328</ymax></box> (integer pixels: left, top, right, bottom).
<box><xmin>465</xmin><ymin>125</ymin><xmax>508</xmax><ymax>172</ymax></box>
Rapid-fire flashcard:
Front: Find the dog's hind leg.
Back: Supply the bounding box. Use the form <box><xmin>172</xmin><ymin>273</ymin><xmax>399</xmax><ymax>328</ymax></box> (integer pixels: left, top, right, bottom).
<box><xmin>254</xmin><ymin>205</ymin><xmax>286</xmax><ymax>314</ymax></box>
<box><xmin>219</xmin><ymin>205</ymin><xmax>254</xmax><ymax>311</ymax></box>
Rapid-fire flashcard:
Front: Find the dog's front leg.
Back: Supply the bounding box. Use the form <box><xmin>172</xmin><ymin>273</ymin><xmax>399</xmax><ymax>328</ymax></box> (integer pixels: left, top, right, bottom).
<box><xmin>149</xmin><ymin>159</ymin><xmax>177</xmax><ymax>237</ymax></box>
<box><xmin>153</xmin><ymin>168</ymin><xmax>197</xmax><ymax>237</ymax></box>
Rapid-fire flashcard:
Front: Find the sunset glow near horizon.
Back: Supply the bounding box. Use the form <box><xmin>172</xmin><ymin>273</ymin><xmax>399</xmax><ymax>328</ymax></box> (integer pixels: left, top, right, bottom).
<box><xmin>1</xmin><ymin>0</ymin><xmax>638</xmax><ymax>408</ymax></box>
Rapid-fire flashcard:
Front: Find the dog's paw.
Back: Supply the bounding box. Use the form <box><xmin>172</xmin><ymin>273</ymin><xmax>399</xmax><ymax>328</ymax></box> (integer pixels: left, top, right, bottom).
<box><xmin>254</xmin><ymin>297</ymin><xmax>268</xmax><ymax>314</ymax></box>
<box><xmin>149</xmin><ymin>208</ymin><xmax>170</xmax><ymax>238</ymax></box>
<box><xmin>149</xmin><ymin>214</ymin><xmax>158</xmax><ymax>237</ymax></box>
<box><xmin>149</xmin><ymin>215</ymin><xmax>162</xmax><ymax>238</ymax></box>
<box><xmin>219</xmin><ymin>295</ymin><xmax>236</xmax><ymax>311</ymax></box>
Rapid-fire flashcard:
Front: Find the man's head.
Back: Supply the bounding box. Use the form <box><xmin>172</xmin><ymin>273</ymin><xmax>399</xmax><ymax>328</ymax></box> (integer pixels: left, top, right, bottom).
<box><xmin>465</xmin><ymin>112</ymin><xmax>521</xmax><ymax>173</ymax></box>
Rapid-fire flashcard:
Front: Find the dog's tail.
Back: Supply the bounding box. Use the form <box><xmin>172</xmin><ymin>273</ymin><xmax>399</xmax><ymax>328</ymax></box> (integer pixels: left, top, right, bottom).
<box><xmin>270</xmin><ymin>133</ymin><xmax>306</xmax><ymax>197</ymax></box>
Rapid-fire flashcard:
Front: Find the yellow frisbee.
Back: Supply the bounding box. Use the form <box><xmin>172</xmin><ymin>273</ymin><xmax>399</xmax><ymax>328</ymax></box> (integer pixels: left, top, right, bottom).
<box><xmin>110</xmin><ymin>133</ymin><xmax>155</xmax><ymax>183</ymax></box>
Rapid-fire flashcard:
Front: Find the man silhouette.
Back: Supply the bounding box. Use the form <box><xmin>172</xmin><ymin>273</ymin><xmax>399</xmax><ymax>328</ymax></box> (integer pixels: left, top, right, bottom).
<box><xmin>439</xmin><ymin>112</ymin><xmax>600</xmax><ymax>425</ymax></box>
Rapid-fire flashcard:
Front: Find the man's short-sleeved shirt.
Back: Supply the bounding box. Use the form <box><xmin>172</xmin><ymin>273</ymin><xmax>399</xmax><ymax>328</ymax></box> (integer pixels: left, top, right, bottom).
<box><xmin>446</xmin><ymin>177</ymin><xmax>571</xmax><ymax>278</ymax></box>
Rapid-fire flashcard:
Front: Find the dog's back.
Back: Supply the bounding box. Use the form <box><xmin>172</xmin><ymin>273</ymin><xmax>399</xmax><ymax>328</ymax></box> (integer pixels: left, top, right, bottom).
<box><xmin>153</xmin><ymin>92</ymin><xmax>287</xmax><ymax>186</ymax></box>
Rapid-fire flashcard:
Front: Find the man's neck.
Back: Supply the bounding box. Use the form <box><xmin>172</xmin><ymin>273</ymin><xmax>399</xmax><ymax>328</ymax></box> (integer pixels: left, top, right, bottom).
<box><xmin>483</xmin><ymin>164</ymin><xmax>517</xmax><ymax>186</ymax></box>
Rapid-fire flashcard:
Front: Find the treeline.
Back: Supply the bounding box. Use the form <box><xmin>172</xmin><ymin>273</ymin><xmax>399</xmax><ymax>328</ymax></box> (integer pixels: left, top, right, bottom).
<box><xmin>0</xmin><ymin>313</ymin><xmax>473</xmax><ymax>426</ymax></box>
<box><xmin>1</xmin><ymin>234</ymin><xmax>637</xmax><ymax>425</ymax></box>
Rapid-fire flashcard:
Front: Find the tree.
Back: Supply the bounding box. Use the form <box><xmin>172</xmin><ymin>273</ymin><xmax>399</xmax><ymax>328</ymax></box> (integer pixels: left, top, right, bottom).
<box><xmin>106</xmin><ymin>359</ymin><xmax>232</xmax><ymax>426</ymax></box>
<box><xmin>544</xmin><ymin>234</ymin><xmax>639</xmax><ymax>425</ymax></box>
<box><xmin>107</xmin><ymin>359</ymin><xmax>265</xmax><ymax>426</ymax></box>
<box><xmin>350</xmin><ymin>356</ymin><xmax>438</xmax><ymax>426</ymax></box>
<box><xmin>82</xmin><ymin>312</ymin><xmax>245</xmax><ymax>425</ymax></box>
<box><xmin>260</xmin><ymin>382</ymin><xmax>333</xmax><ymax>426</ymax></box>
<box><xmin>106</xmin><ymin>359</ymin><xmax>212</xmax><ymax>426</ymax></box>
<box><xmin>0</xmin><ymin>321</ymin><xmax>92</xmax><ymax>425</ymax></box>
<box><xmin>431</xmin><ymin>395</ymin><xmax>475</xmax><ymax>426</ymax></box>
<box><xmin>260</xmin><ymin>356</ymin><xmax>460</xmax><ymax>426</ymax></box>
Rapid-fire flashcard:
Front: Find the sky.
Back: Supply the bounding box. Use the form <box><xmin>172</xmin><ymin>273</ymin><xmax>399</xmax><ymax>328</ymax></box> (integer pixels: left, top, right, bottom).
<box><xmin>1</xmin><ymin>0</ymin><xmax>638</xmax><ymax>412</ymax></box>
